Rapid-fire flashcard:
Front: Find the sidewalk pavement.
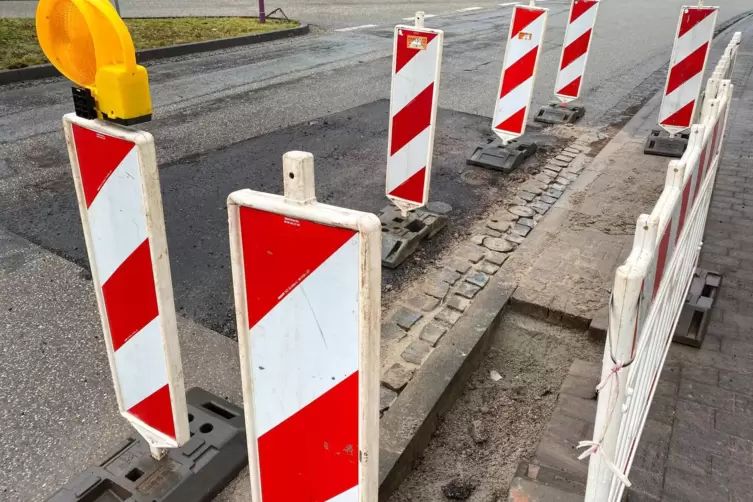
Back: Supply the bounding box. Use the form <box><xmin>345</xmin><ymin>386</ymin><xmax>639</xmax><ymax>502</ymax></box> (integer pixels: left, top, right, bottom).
<box><xmin>505</xmin><ymin>21</ymin><xmax>753</xmax><ymax>502</ymax></box>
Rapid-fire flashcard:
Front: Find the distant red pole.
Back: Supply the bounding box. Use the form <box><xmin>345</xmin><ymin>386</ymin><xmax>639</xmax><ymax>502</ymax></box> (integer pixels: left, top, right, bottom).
<box><xmin>259</xmin><ymin>0</ymin><xmax>266</xmax><ymax>23</ymax></box>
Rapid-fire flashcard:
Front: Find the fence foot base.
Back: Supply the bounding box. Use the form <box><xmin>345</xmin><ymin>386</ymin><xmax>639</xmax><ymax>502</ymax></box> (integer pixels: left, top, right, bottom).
<box><xmin>533</xmin><ymin>102</ymin><xmax>585</xmax><ymax>125</ymax></box>
<box><xmin>673</xmin><ymin>268</ymin><xmax>722</xmax><ymax>348</ymax></box>
<box><xmin>466</xmin><ymin>139</ymin><xmax>537</xmax><ymax>173</ymax></box>
<box><xmin>46</xmin><ymin>388</ymin><xmax>247</xmax><ymax>502</ymax></box>
<box><xmin>380</xmin><ymin>202</ymin><xmax>451</xmax><ymax>269</ymax></box>
<box><xmin>644</xmin><ymin>129</ymin><xmax>691</xmax><ymax>158</ymax></box>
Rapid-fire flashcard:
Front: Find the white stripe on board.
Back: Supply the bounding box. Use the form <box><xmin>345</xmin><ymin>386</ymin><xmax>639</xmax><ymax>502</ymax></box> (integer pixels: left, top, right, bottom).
<box><xmin>335</xmin><ymin>24</ymin><xmax>378</xmax><ymax>32</ymax></box>
<box><xmin>564</xmin><ymin>2</ymin><xmax>597</xmax><ymax>45</ymax></box>
<box><xmin>494</xmin><ymin>76</ymin><xmax>533</xmax><ymax>126</ymax></box>
<box><xmin>456</xmin><ymin>6</ymin><xmax>482</xmax><ymax>12</ymax></box>
<box><xmin>249</xmin><ymin>234</ymin><xmax>360</xmax><ymax>436</ymax></box>
<box><xmin>326</xmin><ymin>485</ymin><xmax>359</xmax><ymax>502</ymax></box>
<box><xmin>659</xmin><ymin>72</ymin><xmax>704</xmax><ymax>123</ymax></box>
<box><xmin>503</xmin><ymin>13</ymin><xmax>546</xmax><ymax>70</ymax></box>
<box><xmin>386</xmin><ymin>127</ymin><xmax>431</xmax><ymax>193</ymax></box>
<box><xmin>114</xmin><ymin>316</ymin><xmax>168</xmax><ymax>410</ymax></box>
<box><xmin>391</xmin><ymin>36</ymin><xmax>440</xmax><ymax>112</ymax></box>
<box><xmin>672</xmin><ymin>13</ymin><xmax>716</xmax><ymax>64</ymax></box>
<box><xmin>86</xmin><ymin>148</ymin><xmax>148</xmax><ymax>283</ymax></box>
<box><xmin>555</xmin><ymin>53</ymin><xmax>587</xmax><ymax>93</ymax></box>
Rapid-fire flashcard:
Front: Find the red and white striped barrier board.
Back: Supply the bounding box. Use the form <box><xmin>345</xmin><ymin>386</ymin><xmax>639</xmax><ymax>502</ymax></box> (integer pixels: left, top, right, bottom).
<box><xmin>228</xmin><ymin>151</ymin><xmax>381</xmax><ymax>501</ymax></box>
<box><xmin>493</xmin><ymin>4</ymin><xmax>548</xmax><ymax>143</ymax></box>
<box><xmin>386</xmin><ymin>21</ymin><xmax>444</xmax><ymax>213</ymax></box>
<box><xmin>554</xmin><ymin>0</ymin><xmax>600</xmax><ymax>103</ymax></box>
<box><xmin>62</xmin><ymin>114</ymin><xmax>188</xmax><ymax>449</ymax></box>
<box><xmin>658</xmin><ymin>5</ymin><xmax>718</xmax><ymax>134</ymax></box>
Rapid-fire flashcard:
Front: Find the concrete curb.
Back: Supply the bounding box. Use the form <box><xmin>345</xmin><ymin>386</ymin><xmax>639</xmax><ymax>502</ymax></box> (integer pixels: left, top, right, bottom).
<box><xmin>378</xmin><ymin>274</ymin><xmax>516</xmax><ymax>499</ymax></box>
<box><xmin>0</xmin><ymin>24</ymin><xmax>310</xmax><ymax>86</ymax></box>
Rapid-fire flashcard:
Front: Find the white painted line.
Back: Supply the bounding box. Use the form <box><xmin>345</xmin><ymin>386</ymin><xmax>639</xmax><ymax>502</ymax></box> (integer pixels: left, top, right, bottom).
<box><xmin>499</xmin><ymin>2</ymin><xmax>520</xmax><ymax>6</ymax></box>
<box><xmin>402</xmin><ymin>14</ymin><xmax>436</xmax><ymax>20</ymax></box>
<box><xmin>335</xmin><ymin>24</ymin><xmax>378</xmax><ymax>32</ymax></box>
<box><xmin>456</xmin><ymin>6</ymin><xmax>483</xmax><ymax>12</ymax></box>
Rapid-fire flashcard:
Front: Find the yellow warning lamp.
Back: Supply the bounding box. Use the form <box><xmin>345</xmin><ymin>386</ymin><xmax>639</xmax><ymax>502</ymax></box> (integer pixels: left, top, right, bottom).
<box><xmin>36</xmin><ymin>0</ymin><xmax>152</xmax><ymax>124</ymax></box>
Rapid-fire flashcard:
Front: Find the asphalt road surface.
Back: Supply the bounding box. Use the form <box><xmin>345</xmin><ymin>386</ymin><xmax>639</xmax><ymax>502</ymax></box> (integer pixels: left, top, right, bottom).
<box><xmin>1</xmin><ymin>2</ymin><xmax>752</xmax><ymax>335</ymax></box>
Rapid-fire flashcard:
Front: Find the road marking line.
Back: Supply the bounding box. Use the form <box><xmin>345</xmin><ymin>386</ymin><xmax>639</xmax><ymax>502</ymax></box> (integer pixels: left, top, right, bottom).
<box><xmin>335</xmin><ymin>24</ymin><xmax>378</xmax><ymax>32</ymax></box>
<box><xmin>402</xmin><ymin>14</ymin><xmax>436</xmax><ymax>20</ymax></box>
<box><xmin>456</xmin><ymin>6</ymin><xmax>483</xmax><ymax>11</ymax></box>
<box><xmin>499</xmin><ymin>2</ymin><xmax>520</xmax><ymax>6</ymax></box>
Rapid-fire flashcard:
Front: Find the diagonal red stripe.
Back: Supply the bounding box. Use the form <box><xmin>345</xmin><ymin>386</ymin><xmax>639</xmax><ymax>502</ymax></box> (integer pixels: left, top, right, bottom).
<box><xmin>395</xmin><ymin>29</ymin><xmax>439</xmax><ymax>74</ymax></box>
<box><xmin>258</xmin><ymin>372</ymin><xmax>359</xmax><ymax>501</ymax></box>
<box><xmin>561</xmin><ymin>29</ymin><xmax>591</xmax><ymax>70</ymax></box>
<box><xmin>72</xmin><ymin>124</ymin><xmax>136</xmax><ymax>208</ymax></box>
<box><xmin>666</xmin><ymin>42</ymin><xmax>709</xmax><ymax>94</ymax></box>
<box><xmin>240</xmin><ymin>207</ymin><xmax>356</xmax><ymax>330</ymax></box>
<box><xmin>511</xmin><ymin>6</ymin><xmax>545</xmax><ymax>39</ymax></box>
<box><xmin>570</xmin><ymin>0</ymin><xmax>598</xmax><ymax>23</ymax></box>
<box><xmin>677</xmin><ymin>179</ymin><xmax>692</xmax><ymax>244</ymax></box>
<box><xmin>653</xmin><ymin>222</ymin><xmax>672</xmax><ymax>298</ymax></box>
<box><xmin>694</xmin><ymin>146</ymin><xmax>707</xmax><ymax>203</ymax></box>
<box><xmin>495</xmin><ymin>106</ymin><xmax>527</xmax><ymax>135</ymax></box>
<box><xmin>389</xmin><ymin>166</ymin><xmax>426</xmax><ymax>204</ymax></box>
<box><xmin>390</xmin><ymin>83</ymin><xmax>434</xmax><ymax>155</ymax></box>
<box><xmin>501</xmin><ymin>46</ymin><xmax>538</xmax><ymax>98</ymax></box>
<box><xmin>127</xmin><ymin>384</ymin><xmax>175</xmax><ymax>440</ymax></box>
<box><xmin>102</xmin><ymin>239</ymin><xmax>158</xmax><ymax>351</ymax></box>
<box><xmin>678</xmin><ymin>7</ymin><xmax>716</xmax><ymax>38</ymax></box>
<box><xmin>661</xmin><ymin>100</ymin><xmax>695</xmax><ymax>128</ymax></box>
<box><xmin>557</xmin><ymin>76</ymin><xmax>582</xmax><ymax>98</ymax></box>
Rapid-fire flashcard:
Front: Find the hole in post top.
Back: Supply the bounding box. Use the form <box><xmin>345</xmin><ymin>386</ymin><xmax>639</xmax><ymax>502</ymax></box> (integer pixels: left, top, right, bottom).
<box><xmin>288</xmin><ymin>172</ymin><xmax>295</xmax><ymax>179</ymax></box>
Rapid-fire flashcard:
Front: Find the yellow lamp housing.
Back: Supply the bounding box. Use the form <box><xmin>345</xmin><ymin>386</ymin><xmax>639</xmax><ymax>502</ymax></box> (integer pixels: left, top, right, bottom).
<box><xmin>36</xmin><ymin>0</ymin><xmax>152</xmax><ymax>124</ymax></box>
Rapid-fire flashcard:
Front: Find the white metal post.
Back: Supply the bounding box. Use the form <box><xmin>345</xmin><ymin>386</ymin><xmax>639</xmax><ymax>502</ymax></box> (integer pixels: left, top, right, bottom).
<box><xmin>415</xmin><ymin>11</ymin><xmax>425</xmax><ymax>28</ymax></box>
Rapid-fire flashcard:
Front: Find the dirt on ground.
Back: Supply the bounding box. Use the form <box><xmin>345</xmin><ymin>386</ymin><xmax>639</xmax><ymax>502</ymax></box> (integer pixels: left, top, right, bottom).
<box><xmin>388</xmin><ymin>312</ymin><xmax>601</xmax><ymax>502</ymax></box>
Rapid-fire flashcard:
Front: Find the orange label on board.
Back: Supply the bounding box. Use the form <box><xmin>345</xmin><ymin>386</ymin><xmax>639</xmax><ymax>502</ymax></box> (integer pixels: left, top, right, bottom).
<box><xmin>518</xmin><ymin>32</ymin><xmax>532</xmax><ymax>40</ymax></box>
<box><xmin>407</xmin><ymin>35</ymin><xmax>428</xmax><ymax>50</ymax></box>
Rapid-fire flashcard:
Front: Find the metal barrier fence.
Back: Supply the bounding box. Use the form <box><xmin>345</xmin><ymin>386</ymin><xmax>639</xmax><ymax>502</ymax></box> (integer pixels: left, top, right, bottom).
<box><xmin>581</xmin><ymin>32</ymin><xmax>741</xmax><ymax>502</ymax></box>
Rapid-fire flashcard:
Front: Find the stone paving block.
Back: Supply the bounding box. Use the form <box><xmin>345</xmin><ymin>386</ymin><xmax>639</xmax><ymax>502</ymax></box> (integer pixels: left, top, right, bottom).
<box><xmin>471</xmin><ymin>234</ymin><xmax>486</xmax><ymax>245</ymax></box>
<box><xmin>518</xmin><ymin>217</ymin><xmax>535</xmax><ymax>228</ymax></box>
<box><xmin>711</xmin><ymin>455</ymin><xmax>753</xmax><ymax>493</ymax></box>
<box><xmin>544</xmin><ymin>163</ymin><xmax>563</xmax><ymax>173</ymax></box>
<box><xmin>627</xmin><ymin>467</ymin><xmax>663</xmax><ymax>502</ymax></box>
<box><xmin>455</xmin><ymin>282</ymin><xmax>481</xmax><ymax>299</ymax></box>
<box><xmin>531</xmin><ymin>201</ymin><xmax>550</xmax><ymax>214</ymax></box>
<box><xmin>505</xmin><ymin>233</ymin><xmax>524</xmax><ymax>245</ymax></box>
<box><xmin>481</xmin><ymin>226</ymin><xmax>501</xmax><ymax>239</ymax></box>
<box><xmin>381</xmin><ymin>322</ymin><xmax>407</xmax><ymax>342</ymax></box>
<box><xmin>447</xmin><ymin>295</ymin><xmax>471</xmax><ymax>313</ymax></box>
<box><xmin>401</xmin><ymin>339</ymin><xmax>432</xmax><ymax>365</ymax></box>
<box><xmin>564</xmin><ymin>147</ymin><xmax>580</xmax><ymax>155</ymax></box>
<box><xmin>437</xmin><ymin>268</ymin><xmax>462</xmax><ymax>285</ymax></box>
<box><xmin>682</xmin><ymin>366</ymin><xmax>719</xmax><ymax>386</ymax></box>
<box><xmin>406</xmin><ymin>293</ymin><xmax>440</xmax><ymax>312</ymax></box>
<box><xmin>512</xmin><ymin>224</ymin><xmax>531</xmax><ymax>237</ymax></box>
<box><xmin>518</xmin><ymin>190</ymin><xmax>536</xmax><ymax>202</ymax></box>
<box><xmin>509</xmin><ymin>205</ymin><xmax>536</xmax><ymax>218</ymax></box>
<box><xmin>392</xmin><ymin>306</ymin><xmax>423</xmax><ymax>331</ymax></box>
<box><xmin>519</xmin><ymin>182</ymin><xmax>544</xmax><ymax>195</ymax></box>
<box><xmin>667</xmin><ymin>443</ymin><xmax>712</xmax><ymax>476</ymax></box>
<box><xmin>719</xmin><ymin>370</ymin><xmax>753</xmax><ymax>397</ymax></box>
<box><xmin>422</xmin><ymin>279</ymin><xmax>450</xmax><ymax>300</ymax></box>
<box><xmin>546</xmin><ymin>188</ymin><xmax>564</xmax><ymax>198</ymax></box>
<box><xmin>550</xmin><ymin>159</ymin><xmax>569</xmax><ymax>168</ymax></box>
<box><xmin>543</xmin><ymin>168</ymin><xmax>560</xmax><ymax>179</ymax></box>
<box><xmin>663</xmin><ymin>466</ymin><xmax>729</xmax><ymax>502</ymax></box>
<box><xmin>477</xmin><ymin>261</ymin><xmax>499</xmax><ymax>275</ymax></box>
<box><xmin>679</xmin><ymin>380</ymin><xmax>736</xmax><ymax>412</ymax></box>
<box><xmin>419</xmin><ymin>322</ymin><xmax>447</xmax><ymax>346</ymax></box>
<box><xmin>551</xmin><ymin>182</ymin><xmax>567</xmax><ymax>191</ymax></box>
<box><xmin>381</xmin><ymin>363</ymin><xmax>413</xmax><ymax>392</ymax></box>
<box><xmin>556</xmin><ymin>154</ymin><xmax>574</xmax><ymax>162</ymax></box>
<box><xmin>380</xmin><ymin>386</ymin><xmax>398</xmax><ymax>412</ymax></box>
<box><xmin>555</xmin><ymin>177</ymin><xmax>571</xmax><ymax>187</ymax></box>
<box><xmin>561</xmin><ymin>171</ymin><xmax>578</xmax><ymax>182</ymax></box>
<box><xmin>446</xmin><ymin>258</ymin><xmax>472</xmax><ymax>274</ymax></box>
<box><xmin>485</xmin><ymin>251</ymin><xmax>509</xmax><ymax>266</ymax></box>
<box><xmin>434</xmin><ymin>306</ymin><xmax>462</xmax><ymax>326</ymax></box>
<box><xmin>540</xmin><ymin>195</ymin><xmax>558</xmax><ymax>204</ymax></box>
<box><xmin>486</xmin><ymin>219</ymin><xmax>512</xmax><ymax>232</ymax></box>
<box><xmin>535</xmin><ymin>173</ymin><xmax>553</xmax><ymax>184</ymax></box>
<box><xmin>458</xmin><ymin>245</ymin><xmax>486</xmax><ymax>264</ymax></box>
<box><xmin>483</xmin><ymin>237</ymin><xmax>514</xmax><ymax>253</ymax></box>
<box><xmin>715</xmin><ymin>410</ymin><xmax>753</xmax><ymax>441</ymax></box>
<box><xmin>466</xmin><ymin>271</ymin><xmax>489</xmax><ymax>288</ymax></box>
<box><xmin>672</xmin><ymin>420</ymin><xmax>733</xmax><ymax>457</ymax></box>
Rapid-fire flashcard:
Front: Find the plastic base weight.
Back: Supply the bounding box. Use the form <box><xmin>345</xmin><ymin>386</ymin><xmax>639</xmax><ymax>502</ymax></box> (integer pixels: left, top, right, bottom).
<box><xmin>466</xmin><ymin>139</ymin><xmax>537</xmax><ymax>173</ymax></box>
<box><xmin>46</xmin><ymin>388</ymin><xmax>247</xmax><ymax>502</ymax></box>
<box><xmin>533</xmin><ymin>102</ymin><xmax>585</xmax><ymax>125</ymax></box>
<box><xmin>380</xmin><ymin>201</ymin><xmax>451</xmax><ymax>269</ymax></box>
<box><xmin>673</xmin><ymin>268</ymin><xmax>722</xmax><ymax>348</ymax></box>
<box><xmin>644</xmin><ymin>129</ymin><xmax>691</xmax><ymax>158</ymax></box>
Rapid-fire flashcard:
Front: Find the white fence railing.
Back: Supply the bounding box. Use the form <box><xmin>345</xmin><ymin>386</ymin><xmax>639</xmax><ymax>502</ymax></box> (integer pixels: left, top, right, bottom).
<box><xmin>581</xmin><ymin>32</ymin><xmax>741</xmax><ymax>502</ymax></box>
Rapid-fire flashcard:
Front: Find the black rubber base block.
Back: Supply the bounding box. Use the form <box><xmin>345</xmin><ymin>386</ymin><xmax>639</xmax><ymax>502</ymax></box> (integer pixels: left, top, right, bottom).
<box><xmin>466</xmin><ymin>139</ymin><xmax>538</xmax><ymax>173</ymax></box>
<box><xmin>644</xmin><ymin>128</ymin><xmax>691</xmax><ymax>158</ymax></box>
<box><xmin>46</xmin><ymin>388</ymin><xmax>247</xmax><ymax>502</ymax></box>
<box><xmin>380</xmin><ymin>202</ymin><xmax>451</xmax><ymax>269</ymax></box>
<box><xmin>533</xmin><ymin>102</ymin><xmax>585</xmax><ymax>125</ymax></box>
<box><xmin>673</xmin><ymin>268</ymin><xmax>722</xmax><ymax>348</ymax></box>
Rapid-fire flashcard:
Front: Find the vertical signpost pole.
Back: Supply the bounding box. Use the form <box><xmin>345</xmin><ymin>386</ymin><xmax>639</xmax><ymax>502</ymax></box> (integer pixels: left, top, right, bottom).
<box><xmin>467</xmin><ymin>1</ymin><xmax>548</xmax><ymax>172</ymax></box>
<box><xmin>228</xmin><ymin>151</ymin><xmax>381</xmax><ymax>501</ymax></box>
<box><xmin>645</xmin><ymin>3</ymin><xmax>718</xmax><ymax>158</ymax></box>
